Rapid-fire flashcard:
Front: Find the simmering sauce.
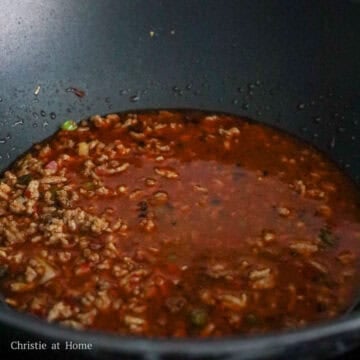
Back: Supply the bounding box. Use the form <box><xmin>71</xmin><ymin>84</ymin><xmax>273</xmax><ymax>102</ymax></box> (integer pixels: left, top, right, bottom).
<box><xmin>0</xmin><ymin>110</ymin><xmax>359</xmax><ymax>337</ymax></box>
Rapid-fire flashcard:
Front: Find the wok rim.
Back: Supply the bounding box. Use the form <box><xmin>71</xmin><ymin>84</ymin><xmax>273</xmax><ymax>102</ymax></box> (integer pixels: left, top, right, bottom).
<box><xmin>1</xmin><ymin>306</ymin><xmax>360</xmax><ymax>355</ymax></box>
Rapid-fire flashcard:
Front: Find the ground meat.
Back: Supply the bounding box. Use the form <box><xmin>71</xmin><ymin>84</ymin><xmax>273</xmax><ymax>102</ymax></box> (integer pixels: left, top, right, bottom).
<box><xmin>0</xmin><ymin>110</ymin><xmax>359</xmax><ymax>338</ymax></box>
<box><xmin>9</xmin><ymin>196</ymin><xmax>27</xmax><ymax>214</ymax></box>
<box><xmin>47</xmin><ymin>302</ymin><xmax>73</xmax><ymax>322</ymax></box>
<box><xmin>25</xmin><ymin>180</ymin><xmax>40</xmax><ymax>200</ymax></box>
<box><xmin>249</xmin><ymin>268</ymin><xmax>275</xmax><ymax>289</ymax></box>
<box><xmin>289</xmin><ymin>242</ymin><xmax>319</xmax><ymax>256</ymax></box>
<box><xmin>0</xmin><ymin>182</ymin><xmax>11</xmax><ymax>200</ymax></box>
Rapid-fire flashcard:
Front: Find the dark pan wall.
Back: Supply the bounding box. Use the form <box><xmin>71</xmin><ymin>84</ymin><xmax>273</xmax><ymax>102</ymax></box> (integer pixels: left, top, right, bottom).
<box><xmin>0</xmin><ymin>0</ymin><xmax>359</xmax><ymax>182</ymax></box>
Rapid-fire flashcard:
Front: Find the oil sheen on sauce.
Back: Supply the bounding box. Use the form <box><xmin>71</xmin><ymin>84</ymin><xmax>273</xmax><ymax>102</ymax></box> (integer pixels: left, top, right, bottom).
<box><xmin>0</xmin><ymin>110</ymin><xmax>359</xmax><ymax>337</ymax></box>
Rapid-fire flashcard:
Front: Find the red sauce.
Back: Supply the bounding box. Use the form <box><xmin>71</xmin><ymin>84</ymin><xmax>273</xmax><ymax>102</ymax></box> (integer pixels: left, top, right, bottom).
<box><xmin>0</xmin><ymin>110</ymin><xmax>359</xmax><ymax>337</ymax></box>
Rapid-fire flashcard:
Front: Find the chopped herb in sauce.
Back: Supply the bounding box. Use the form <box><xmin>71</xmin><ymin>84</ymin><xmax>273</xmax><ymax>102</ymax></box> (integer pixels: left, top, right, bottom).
<box><xmin>61</xmin><ymin>120</ymin><xmax>78</xmax><ymax>131</ymax></box>
<box><xmin>0</xmin><ymin>265</ymin><xmax>8</xmax><ymax>278</ymax></box>
<box><xmin>167</xmin><ymin>254</ymin><xmax>177</xmax><ymax>262</ymax></box>
<box><xmin>318</xmin><ymin>227</ymin><xmax>338</xmax><ymax>247</ymax></box>
<box><xmin>83</xmin><ymin>182</ymin><xmax>96</xmax><ymax>191</ymax></box>
<box><xmin>190</xmin><ymin>308</ymin><xmax>208</xmax><ymax>327</ymax></box>
<box><xmin>17</xmin><ymin>174</ymin><xmax>33</xmax><ymax>185</ymax></box>
<box><xmin>245</xmin><ymin>313</ymin><xmax>259</xmax><ymax>326</ymax></box>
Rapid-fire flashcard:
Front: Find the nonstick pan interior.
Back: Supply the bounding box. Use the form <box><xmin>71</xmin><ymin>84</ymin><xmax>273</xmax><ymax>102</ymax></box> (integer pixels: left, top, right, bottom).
<box><xmin>0</xmin><ymin>1</ymin><xmax>360</xmax><ymax>359</ymax></box>
<box><xmin>1</xmin><ymin>0</ymin><xmax>359</xmax><ymax>182</ymax></box>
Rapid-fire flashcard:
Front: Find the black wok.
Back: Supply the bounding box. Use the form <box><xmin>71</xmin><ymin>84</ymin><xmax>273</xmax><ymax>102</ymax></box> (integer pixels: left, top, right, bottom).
<box><xmin>0</xmin><ymin>0</ymin><xmax>360</xmax><ymax>359</ymax></box>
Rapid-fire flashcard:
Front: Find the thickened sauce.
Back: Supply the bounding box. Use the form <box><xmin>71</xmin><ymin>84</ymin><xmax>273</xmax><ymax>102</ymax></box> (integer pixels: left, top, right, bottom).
<box><xmin>0</xmin><ymin>110</ymin><xmax>359</xmax><ymax>337</ymax></box>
